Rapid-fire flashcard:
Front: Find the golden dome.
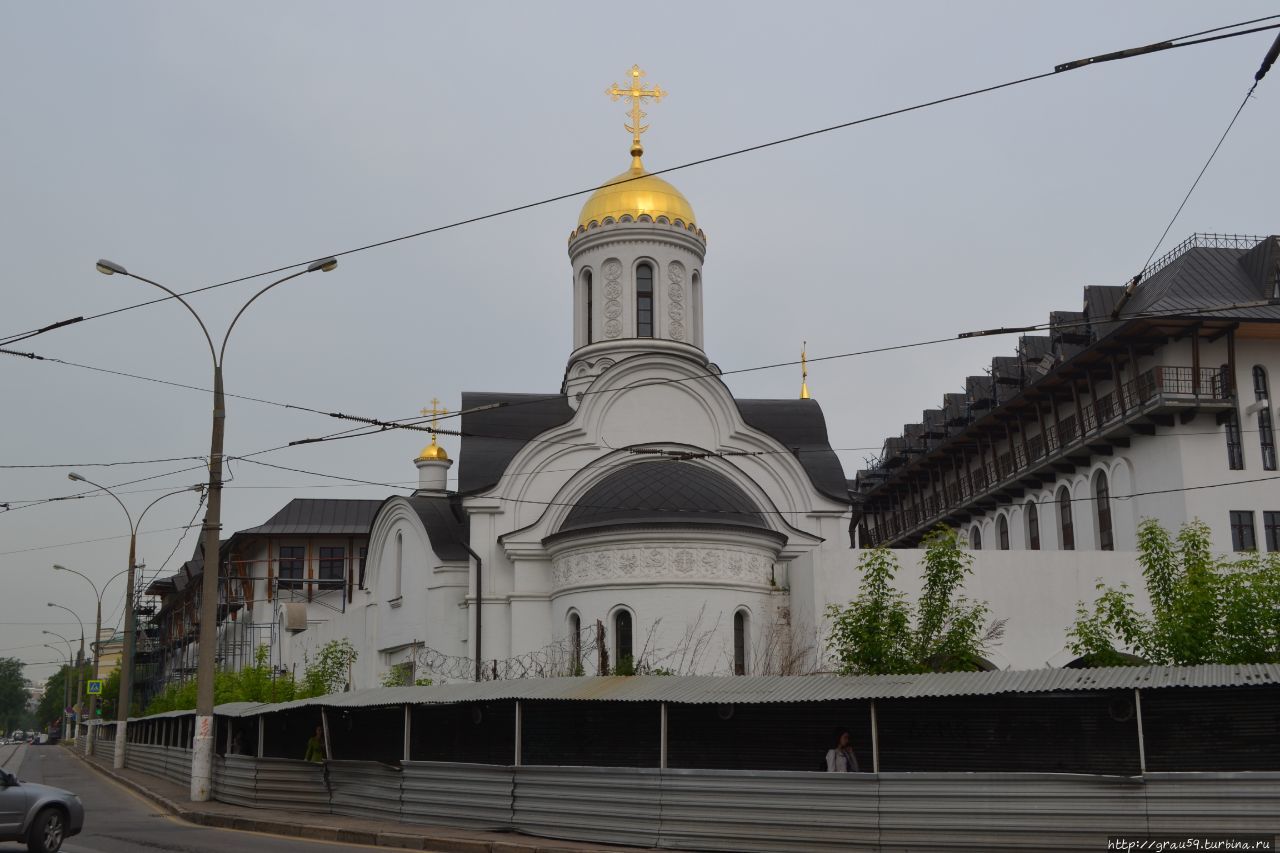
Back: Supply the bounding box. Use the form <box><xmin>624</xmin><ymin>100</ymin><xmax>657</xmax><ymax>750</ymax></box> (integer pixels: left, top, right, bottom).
<box><xmin>578</xmin><ymin>158</ymin><xmax>696</xmax><ymax>230</ymax></box>
<box><xmin>415</xmin><ymin>441</ymin><xmax>449</xmax><ymax>462</ymax></box>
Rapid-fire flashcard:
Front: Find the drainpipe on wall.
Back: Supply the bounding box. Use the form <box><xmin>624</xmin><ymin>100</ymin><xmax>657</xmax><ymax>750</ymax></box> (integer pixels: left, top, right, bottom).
<box><xmin>457</xmin><ymin>541</ymin><xmax>484</xmax><ymax>682</ymax></box>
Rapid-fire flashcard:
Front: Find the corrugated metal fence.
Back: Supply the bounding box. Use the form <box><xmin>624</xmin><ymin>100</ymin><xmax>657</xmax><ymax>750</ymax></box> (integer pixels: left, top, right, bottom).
<box><xmin>113</xmin><ymin>747</ymin><xmax>1280</xmax><ymax>851</ymax></box>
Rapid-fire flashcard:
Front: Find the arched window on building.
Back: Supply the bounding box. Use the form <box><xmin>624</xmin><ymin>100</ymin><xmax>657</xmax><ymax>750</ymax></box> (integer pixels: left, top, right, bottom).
<box><xmin>568</xmin><ymin>612</ymin><xmax>582</xmax><ymax>674</ymax></box>
<box><xmin>1026</xmin><ymin>501</ymin><xmax>1040</xmax><ymax>550</ymax></box>
<box><xmin>1094</xmin><ymin>471</ymin><xmax>1114</xmax><ymax>551</ymax></box>
<box><xmin>1058</xmin><ymin>487</ymin><xmax>1074</xmax><ymax>550</ymax></box>
<box><xmin>969</xmin><ymin>526</ymin><xmax>982</xmax><ymax>550</ymax></box>
<box><xmin>582</xmin><ymin>269</ymin><xmax>593</xmax><ymax>344</ymax></box>
<box><xmin>394</xmin><ymin>531</ymin><xmax>404</xmax><ymax>599</ymax></box>
<box><xmin>733</xmin><ymin>610</ymin><xmax>748</xmax><ymax>676</ymax></box>
<box><xmin>636</xmin><ymin>262</ymin><xmax>654</xmax><ymax>338</ymax></box>
<box><xmin>997</xmin><ymin>515</ymin><xmax>1010</xmax><ymax>550</ymax></box>
<box><xmin>614</xmin><ymin>609</ymin><xmax>634</xmax><ymax>672</ymax></box>
<box><xmin>1254</xmin><ymin>366</ymin><xmax>1276</xmax><ymax>471</ymax></box>
<box><xmin>1224</xmin><ymin>364</ymin><xmax>1245</xmax><ymax>470</ymax></box>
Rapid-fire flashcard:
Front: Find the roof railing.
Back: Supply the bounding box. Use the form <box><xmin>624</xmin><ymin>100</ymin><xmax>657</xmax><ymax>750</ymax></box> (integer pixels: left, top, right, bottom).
<box><xmin>1141</xmin><ymin>233</ymin><xmax>1265</xmax><ymax>281</ymax></box>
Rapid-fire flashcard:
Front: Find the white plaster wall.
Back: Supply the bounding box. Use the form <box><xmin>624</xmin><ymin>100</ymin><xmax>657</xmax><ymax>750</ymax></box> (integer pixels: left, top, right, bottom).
<box><xmin>814</xmin><ymin>549</ymin><xmax>1151</xmax><ymax>670</ymax></box>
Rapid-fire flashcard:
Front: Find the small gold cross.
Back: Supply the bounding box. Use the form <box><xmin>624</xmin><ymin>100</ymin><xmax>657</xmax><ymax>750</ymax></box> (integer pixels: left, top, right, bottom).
<box><xmin>420</xmin><ymin>397</ymin><xmax>448</xmax><ymax>445</ymax></box>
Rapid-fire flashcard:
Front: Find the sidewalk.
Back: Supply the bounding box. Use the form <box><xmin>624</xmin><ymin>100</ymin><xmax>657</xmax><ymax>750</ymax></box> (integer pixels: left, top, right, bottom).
<box><xmin>67</xmin><ymin>745</ymin><xmax>663</xmax><ymax>853</ymax></box>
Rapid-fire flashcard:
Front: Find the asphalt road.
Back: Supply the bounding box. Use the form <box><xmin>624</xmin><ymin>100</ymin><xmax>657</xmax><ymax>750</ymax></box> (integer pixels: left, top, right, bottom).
<box><xmin>2</xmin><ymin>744</ymin><xmax>383</xmax><ymax>853</ymax></box>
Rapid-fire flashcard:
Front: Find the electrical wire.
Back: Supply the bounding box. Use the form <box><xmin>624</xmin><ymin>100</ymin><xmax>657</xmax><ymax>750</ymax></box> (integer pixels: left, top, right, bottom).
<box><xmin>2</xmin><ymin>17</ymin><xmax>1276</xmax><ymax>349</ymax></box>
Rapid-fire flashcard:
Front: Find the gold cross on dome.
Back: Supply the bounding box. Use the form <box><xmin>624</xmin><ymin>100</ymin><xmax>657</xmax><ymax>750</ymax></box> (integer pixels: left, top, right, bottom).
<box><xmin>607</xmin><ymin>65</ymin><xmax>666</xmax><ymax>159</ymax></box>
<box><xmin>420</xmin><ymin>397</ymin><xmax>448</xmax><ymax>445</ymax></box>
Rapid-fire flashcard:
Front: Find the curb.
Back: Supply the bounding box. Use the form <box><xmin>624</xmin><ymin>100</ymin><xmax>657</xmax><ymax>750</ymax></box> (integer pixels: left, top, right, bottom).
<box><xmin>61</xmin><ymin>745</ymin><xmax>637</xmax><ymax>853</ymax></box>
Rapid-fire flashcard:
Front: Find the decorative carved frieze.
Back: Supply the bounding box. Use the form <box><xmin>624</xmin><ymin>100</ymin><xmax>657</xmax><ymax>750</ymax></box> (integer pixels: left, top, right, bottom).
<box><xmin>603</xmin><ymin>258</ymin><xmax>623</xmax><ymax>339</ymax></box>
<box><xmin>551</xmin><ymin>544</ymin><xmax>770</xmax><ymax>589</ymax></box>
<box><xmin>667</xmin><ymin>261</ymin><xmax>686</xmax><ymax>341</ymax></box>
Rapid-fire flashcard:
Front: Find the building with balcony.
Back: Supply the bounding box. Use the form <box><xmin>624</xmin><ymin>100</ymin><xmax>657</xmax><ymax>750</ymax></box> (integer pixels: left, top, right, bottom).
<box><xmin>853</xmin><ymin>234</ymin><xmax>1280</xmax><ymax>556</ymax></box>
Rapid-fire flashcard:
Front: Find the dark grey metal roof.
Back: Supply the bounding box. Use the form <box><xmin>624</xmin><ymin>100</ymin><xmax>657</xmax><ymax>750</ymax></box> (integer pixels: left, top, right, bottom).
<box><xmin>457</xmin><ymin>392</ymin><xmax>576</xmax><ymax>494</ymax></box>
<box><xmin>556</xmin><ymin>461</ymin><xmax>770</xmax><ymax>535</ymax></box>
<box><xmin>404</xmin><ymin>495</ymin><xmax>470</xmax><ymax>561</ymax></box>
<box><xmin>235</xmin><ymin>498</ymin><xmax>383</xmax><ymax>537</ymax></box>
<box><xmin>195</xmin><ymin>663</ymin><xmax>1280</xmax><ymax>716</ymax></box>
<box><xmin>1122</xmin><ymin>243</ymin><xmax>1280</xmax><ymax>322</ymax></box>
<box><xmin>456</xmin><ymin>392</ymin><xmax>849</xmax><ymax>506</ymax></box>
<box><xmin>735</xmin><ymin>399</ymin><xmax>849</xmax><ymax>503</ymax></box>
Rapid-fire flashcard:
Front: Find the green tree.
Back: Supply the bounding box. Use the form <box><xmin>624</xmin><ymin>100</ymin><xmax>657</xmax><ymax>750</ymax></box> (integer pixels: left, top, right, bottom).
<box><xmin>36</xmin><ymin>666</ymin><xmax>72</xmax><ymax>734</ymax></box>
<box><xmin>298</xmin><ymin>639</ymin><xmax>357</xmax><ymax>698</ymax></box>
<box><xmin>825</xmin><ymin>527</ymin><xmax>1004</xmax><ymax>675</ymax></box>
<box><xmin>0</xmin><ymin>658</ymin><xmax>28</xmax><ymax>733</ymax></box>
<box><xmin>1069</xmin><ymin>519</ymin><xmax>1280</xmax><ymax>665</ymax></box>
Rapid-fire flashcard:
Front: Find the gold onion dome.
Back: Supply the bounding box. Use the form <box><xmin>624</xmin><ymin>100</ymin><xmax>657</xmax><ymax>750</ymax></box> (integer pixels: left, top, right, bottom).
<box><xmin>577</xmin><ymin>159</ymin><xmax>697</xmax><ymax>231</ymax></box>
<box><xmin>415</xmin><ymin>442</ymin><xmax>449</xmax><ymax>462</ymax></box>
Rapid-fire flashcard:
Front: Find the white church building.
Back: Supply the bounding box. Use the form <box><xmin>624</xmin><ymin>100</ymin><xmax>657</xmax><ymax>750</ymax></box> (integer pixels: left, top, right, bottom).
<box><xmin>147</xmin><ymin>74</ymin><xmax>1280</xmax><ymax>691</ymax></box>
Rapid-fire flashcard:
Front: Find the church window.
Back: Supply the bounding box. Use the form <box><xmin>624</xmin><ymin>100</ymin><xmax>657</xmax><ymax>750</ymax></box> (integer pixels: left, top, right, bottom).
<box><xmin>394</xmin><ymin>532</ymin><xmax>404</xmax><ymax>599</ymax></box>
<box><xmin>1094</xmin><ymin>471</ymin><xmax>1114</xmax><ymax>551</ymax></box>
<box><xmin>358</xmin><ymin>547</ymin><xmax>368</xmax><ymax>588</ymax></box>
<box><xmin>1225</xmin><ymin>410</ymin><xmax>1245</xmax><ymax>469</ymax></box>
<box><xmin>636</xmin><ymin>262</ymin><xmax>654</xmax><ymax>338</ymax></box>
<box><xmin>691</xmin><ymin>270</ymin><xmax>701</xmax><ymax>343</ymax></box>
<box><xmin>1230</xmin><ymin>510</ymin><xmax>1257</xmax><ymax>552</ymax></box>
<box><xmin>583</xmin><ymin>269</ymin><xmax>594</xmax><ymax>344</ymax></box>
<box><xmin>997</xmin><ymin>515</ymin><xmax>1010</xmax><ymax>550</ymax></box>
<box><xmin>1026</xmin><ymin>501</ymin><xmax>1040</xmax><ymax>550</ymax></box>
<box><xmin>1254</xmin><ymin>367</ymin><xmax>1276</xmax><ymax>470</ymax></box>
<box><xmin>969</xmin><ymin>526</ymin><xmax>982</xmax><ymax>550</ymax></box>
<box><xmin>568</xmin><ymin>612</ymin><xmax>582</xmax><ymax>673</ymax></box>
<box><xmin>278</xmin><ymin>545</ymin><xmax>304</xmax><ymax>590</ymax></box>
<box><xmin>1058</xmin><ymin>487</ymin><xmax>1074</xmax><ymax>550</ymax></box>
<box><xmin>1264</xmin><ymin>511</ymin><xmax>1280</xmax><ymax>552</ymax></box>
<box><xmin>318</xmin><ymin>546</ymin><xmax>344</xmax><ymax>588</ymax></box>
<box><xmin>613</xmin><ymin>609</ymin><xmax>634</xmax><ymax>672</ymax></box>
<box><xmin>733</xmin><ymin>610</ymin><xmax>748</xmax><ymax>676</ymax></box>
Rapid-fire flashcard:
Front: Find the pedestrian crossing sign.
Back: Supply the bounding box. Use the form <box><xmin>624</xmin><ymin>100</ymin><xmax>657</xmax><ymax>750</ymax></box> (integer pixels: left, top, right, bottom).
<box><xmin>86</xmin><ymin>679</ymin><xmax>103</xmax><ymax>695</ymax></box>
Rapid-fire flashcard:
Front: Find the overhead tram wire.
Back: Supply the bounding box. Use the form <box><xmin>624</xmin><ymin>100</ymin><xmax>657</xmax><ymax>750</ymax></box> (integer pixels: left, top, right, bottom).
<box><xmin>1112</xmin><ymin>26</ymin><xmax>1280</xmax><ymax>317</ymax></box>
<box><xmin>2</xmin><ymin>16</ymin><xmax>1278</xmax><ymax>349</ymax></box>
<box><xmin>4</xmin><ymin>290</ymin><xmax>1276</xmax><ymax>515</ymax></box>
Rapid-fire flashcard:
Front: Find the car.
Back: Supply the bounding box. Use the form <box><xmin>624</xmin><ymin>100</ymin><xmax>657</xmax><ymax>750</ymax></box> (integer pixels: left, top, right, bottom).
<box><xmin>0</xmin><ymin>769</ymin><xmax>84</xmax><ymax>853</ymax></box>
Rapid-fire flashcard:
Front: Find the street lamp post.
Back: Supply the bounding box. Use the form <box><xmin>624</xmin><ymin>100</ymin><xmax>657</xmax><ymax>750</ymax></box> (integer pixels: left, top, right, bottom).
<box><xmin>63</xmin><ymin>478</ymin><xmax>203</xmax><ymax>767</ymax></box>
<box><xmin>44</xmin><ymin>607</ymin><xmax>84</xmax><ymax>744</ymax></box>
<box><xmin>52</xmin><ymin>563</ymin><xmax>133</xmax><ymax>753</ymax></box>
<box><xmin>96</xmin><ymin>255</ymin><xmax>338</xmax><ymax>800</ymax></box>
<box><xmin>42</xmin><ymin>644</ymin><xmax>72</xmax><ymax>741</ymax></box>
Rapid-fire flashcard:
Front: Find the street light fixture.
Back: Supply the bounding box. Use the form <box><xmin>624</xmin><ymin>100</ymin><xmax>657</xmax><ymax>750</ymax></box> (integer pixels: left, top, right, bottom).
<box><xmin>42</xmin><ymin>644</ymin><xmax>73</xmax><ymax>741</ymax></box>
<box><xmin>51</xmin><ymin>562</ymin><xmax>132</xmax><ymax>743</ymax></box>
<box><xmin>95</xmin><ymin>255</ymin><xmax>338</xmax><ymax>800</ymax></box>
<box><xmin>61</xmin><ymin>476</ymin><xmax>202</xmax><ymax>764</ymax></box>
<box><xmin>45</xmin><ymin>605</ymin><xmax>85</xmax><ymax>741</ymax></box>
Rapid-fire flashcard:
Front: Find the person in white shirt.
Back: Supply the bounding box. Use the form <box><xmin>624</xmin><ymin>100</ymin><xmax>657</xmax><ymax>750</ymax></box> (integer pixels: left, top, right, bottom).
<box><xmin>825</xmin><ymin>729</ymin><xmax>860</xmax><ymax>772</ymax></box>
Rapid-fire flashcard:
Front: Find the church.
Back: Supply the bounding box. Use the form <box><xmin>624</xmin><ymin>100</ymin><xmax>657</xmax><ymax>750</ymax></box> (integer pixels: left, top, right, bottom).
<box><xmin>146</xmin><ymin>69</ymin><xmax>1280</xmax><ymax>692</ymax></box>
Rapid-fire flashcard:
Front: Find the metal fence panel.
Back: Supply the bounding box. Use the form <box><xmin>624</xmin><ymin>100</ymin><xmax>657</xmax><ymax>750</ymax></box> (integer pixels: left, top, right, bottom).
<box><xmin>124</xmin><ymin>743</ymin><xmax>167</xmax><ymax>779</ymax></box>
<box><xmin>877</xmin><ymin>773</ymin><xmax>1148</xmax><ymax>851</ymax></box>
<box><xmin>399</xmin><ymin>762</ymin><xmax>513</xmax><ymax>830</ymax></box>
<box><xmin>1145</xmin><ymin>773</ymin><xmax>1280</xmax><ymax>835</ymax></box>
<box><xmin>163</xmin><ymin>747</ymin><xmax>193</xmax><ymax>786</ymax></box>
<box><xmin>513</xmin><ymin>765</ymin><xmax>661</xmax><ymax>848</ymax></box>
<box><xmin>213</xmin><ymin>755</ymin><xmax>258</xmax><ymax>807</ymax></box>
<box><xmin>254</xmin><ymin>757</ymin><xmax>331</xmax><ymax>813</ymax></box>
<box><xmin>326</xmin><ymin>760</ymin><xmax>403</xmax><ymax>821</ymax></box>
<box><xmin>658</xmin><ymin>769</ymin><xmax>878</xmax><ymax>852</ymax></box>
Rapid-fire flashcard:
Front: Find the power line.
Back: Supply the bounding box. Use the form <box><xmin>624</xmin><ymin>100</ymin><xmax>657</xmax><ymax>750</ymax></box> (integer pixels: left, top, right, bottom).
<box><xmin>0</xmin><ymin>524</ymin><xmax>199</xmax><ymax>557</ymax></box>
<box><xmin>2</xmin><ymin>17</ymin><xmax>1276</xmax><ymax>349</ymax></box>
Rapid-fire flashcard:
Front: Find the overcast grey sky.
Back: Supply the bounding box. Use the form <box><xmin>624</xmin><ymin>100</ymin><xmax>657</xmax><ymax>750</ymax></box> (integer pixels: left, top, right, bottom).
<box><xmin>3</xmin><ymin>1</ymin><xmax>1277</xmax><ymax>684</ymax></box>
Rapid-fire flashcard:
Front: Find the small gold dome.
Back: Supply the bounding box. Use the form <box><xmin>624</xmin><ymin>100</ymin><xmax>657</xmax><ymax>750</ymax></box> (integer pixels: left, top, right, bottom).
<box><xmin>578</xmin><ymin>159</ymin><xmax>696</xmax><ymax>230</ymax></box>
<box><xmin>415</xmin><ymin>442</ymin><xmax>449</xmax><ymax>462</ymax></box>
